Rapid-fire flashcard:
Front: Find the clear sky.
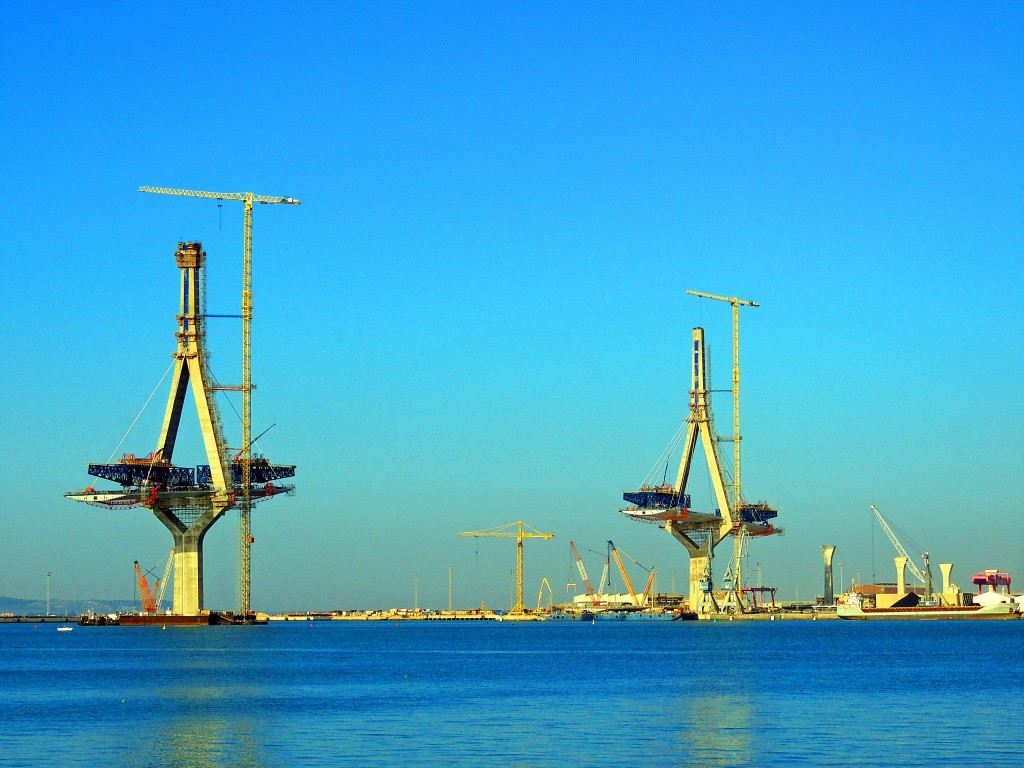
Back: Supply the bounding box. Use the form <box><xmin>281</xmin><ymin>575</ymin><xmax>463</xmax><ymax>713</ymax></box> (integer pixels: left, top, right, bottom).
<box><xmin>1</xmin><ymin>4</ymin><xmax>1021</xmax><ymax>613</ymax></box>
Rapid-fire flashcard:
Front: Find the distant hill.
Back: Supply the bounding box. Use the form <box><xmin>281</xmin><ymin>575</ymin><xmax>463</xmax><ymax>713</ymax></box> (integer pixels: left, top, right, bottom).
<box><xmin>0</xmin><ymin>595</ymin><xmax>134</xmax><ymax>617</ymax></box>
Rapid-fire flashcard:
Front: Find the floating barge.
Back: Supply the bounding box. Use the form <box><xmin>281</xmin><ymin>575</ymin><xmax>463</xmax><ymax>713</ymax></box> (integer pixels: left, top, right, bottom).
<box><xmin>78</xmin><ymin>611</ymin><xmax>267</xmax><ymax>626</ymax></box>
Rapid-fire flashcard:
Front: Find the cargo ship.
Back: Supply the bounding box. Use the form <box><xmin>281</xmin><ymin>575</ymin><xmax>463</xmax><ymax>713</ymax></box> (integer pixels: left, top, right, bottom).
<box><xmin>837</xmin><ymin>593</ymin><xmax>1019</xmax><ymax>620</ymax></box>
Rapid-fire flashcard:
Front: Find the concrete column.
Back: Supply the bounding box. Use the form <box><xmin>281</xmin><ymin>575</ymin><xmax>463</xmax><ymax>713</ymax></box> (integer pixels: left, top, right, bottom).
<box><xmin>152</xmin><ymin>505</ymin><xmax>225</xmax><ymax>615</ymax></box>
<box><xmin>668</xmin><ymin>524</ymin><xmax>716</xmax><ymax>613</ymax></box>
<box><xmin>822</xmin><ymin>545</ymin><xmax>836</xmax><ymax>605</ymax></box>
<box><xmin>689</xmin><ymin>555</ymin><xmax>710</xmax><ymax>613</ymax></box>
<box><xmin>895</xmin><ymin>556</ymin><xmax>908</xmax><ymax>596</ymax></box>
<box><xmin>940</xmin><ymin>563</ymin><xmax>953</xmax><ymax>595</ymax></box>
<box><xmin>939</xmin><ymin>563</ymin><xmax>954</xmax><ymax>606</ymax></box>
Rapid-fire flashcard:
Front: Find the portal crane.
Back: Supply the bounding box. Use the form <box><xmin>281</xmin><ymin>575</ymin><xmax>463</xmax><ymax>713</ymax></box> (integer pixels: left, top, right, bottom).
<box><xmin>685</xmin><ymin>290</ymin><xmax>759</xmax><ymax>508</ymax></box>
<box><xmin>569</xmin><ymin>540</ymin><xmax>597</xmax><ymax>604</ymax></box>
<box><xmin>457</xmin><ymin>521</ymin><xmax>554</xmax><ymax>615</ymax></box>
<box><xmin>134</xmin><ymin>561</ymin><xmax>157</xmax><ymax>614</ymax></box>
<box><xmin>870</xmin><ymin>503</ymin><xmax>933</xmax><ymax>599</ymax></box>
<box><xmin>139</xmin><ymin>186</ymin><xmax>300</xmax><ymax>618</ymax></box>
<box><xmin>721</xmin><ymin>526</ymin><xmax>749</xmax><ymax>612</ymax></box>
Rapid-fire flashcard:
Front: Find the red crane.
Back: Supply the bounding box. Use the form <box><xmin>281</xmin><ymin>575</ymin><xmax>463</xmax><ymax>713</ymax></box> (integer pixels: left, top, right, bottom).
<box><xmin>134</xmin><ymin>561</ymin><xmax>157</xmax><ymax>614</ymax></box>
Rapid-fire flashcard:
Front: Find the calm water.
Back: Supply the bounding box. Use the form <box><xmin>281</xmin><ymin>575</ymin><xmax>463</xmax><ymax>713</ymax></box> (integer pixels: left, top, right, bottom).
<box><xmin>0</xmin><ymin>620</ymin><xmax>1021</xmax><ymax>767</ymax></box>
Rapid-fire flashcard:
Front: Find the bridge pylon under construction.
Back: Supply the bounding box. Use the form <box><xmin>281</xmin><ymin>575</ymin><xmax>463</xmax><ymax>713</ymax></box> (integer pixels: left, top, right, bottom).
<box><xmin>66</xmin><ymin>242</ymin><xmax>295</xmax><ymax>617</ymax></box>
<box><xmin>620</xmin><ymin>302</ymin><xmax>780</xmax><ymax>615</ymax></box>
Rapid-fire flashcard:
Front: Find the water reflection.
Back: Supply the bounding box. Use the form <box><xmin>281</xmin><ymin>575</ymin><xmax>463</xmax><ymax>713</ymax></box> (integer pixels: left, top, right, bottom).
<box><xmin>138</xmin><ymin>686</ymin><xmax>267</xmax><ymax>768</ymax></box>
<box><xmin>673</xmin><ymin>693</ymin><xmax>753</xmax><ymax>767</ymax></box>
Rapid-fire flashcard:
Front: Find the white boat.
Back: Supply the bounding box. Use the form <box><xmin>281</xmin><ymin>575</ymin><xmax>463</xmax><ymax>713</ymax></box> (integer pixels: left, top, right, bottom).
<box><xmin>57</xmin><ymin>626</ymin><xmax>74</xmax><ymax>632</ymax></box>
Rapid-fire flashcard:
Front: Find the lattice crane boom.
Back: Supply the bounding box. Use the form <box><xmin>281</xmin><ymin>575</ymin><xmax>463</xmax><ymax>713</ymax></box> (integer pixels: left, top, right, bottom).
<box><xmin>140</xmin><ymin>185</ymin><xmax>300</xmax><ymax>617</ymax></box>
<box><xmin>137</xmin><ymin>187</ymin><xmax>300</xmax><ymax>206</ymax></box>
<box><xmin>457</xmin><ymin>521</ymin><xmax>554</xmax><ymax>615</ymax></box>
<box><xmin>153</xmin><ymin>548</ymin><xmax>175</xmax><ymax>612</ymax></box>
<box><xmin>134</xmin><ymin>561</ymin><xmax>157</xmax><ymax>614</ymax></box>
<box><xmin>870</xmin><ymin>504</ymin><xmax>927</xmax><ymax>584</ymax></box>
<box><xmin>569</xmin><ymin>540</ymin><xmax>596</xmax><ymax>600</ymax></box>
<box><xmin>608</xmin><ymin>541</ymin><xmax>641</xmax><ymax>606</ymax></box>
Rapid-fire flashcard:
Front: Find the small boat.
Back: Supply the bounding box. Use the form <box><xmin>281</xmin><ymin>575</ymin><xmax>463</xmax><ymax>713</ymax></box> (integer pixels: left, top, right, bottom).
<box><xmin>57</xmin><ymin>626</ymin><xmax>74</xmax><ymax>632</ymax></box>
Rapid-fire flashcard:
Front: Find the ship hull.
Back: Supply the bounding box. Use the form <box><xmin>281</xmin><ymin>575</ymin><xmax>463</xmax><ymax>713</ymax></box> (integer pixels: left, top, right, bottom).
<box><xmin>837</xmin><ymin>603</ymin><xmax>1018</xmax><ymax>620</ymax></box>
<box><xmin>593</xmin><ymin>610</ymin><xmax>696</xmax><ymax>622</ymax></box>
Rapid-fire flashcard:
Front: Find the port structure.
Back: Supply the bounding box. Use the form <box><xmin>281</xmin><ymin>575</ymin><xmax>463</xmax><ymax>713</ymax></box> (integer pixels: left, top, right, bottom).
<box><xmin>457</xmin><ymin>521</ymin><xmax>554</xmax><ymax>615</ymax></box>
<box><xmin>138</xmin><ymin>187</ymin><xmax>299</xmax><ymax>617</ymax></box>
<box><xmin>66</xmin><ymin>242</ymin><xmax>295</xmax><ymax>617</ymax></box>
<box><xmin>870</xmin><ymin>503</ymin><xmax>934</xmax><ymax>601</ymax></box>
<box><xmin>620</xmin><ymin>292</ymin><xmax>779</xmax><ymax>614</ymax></box>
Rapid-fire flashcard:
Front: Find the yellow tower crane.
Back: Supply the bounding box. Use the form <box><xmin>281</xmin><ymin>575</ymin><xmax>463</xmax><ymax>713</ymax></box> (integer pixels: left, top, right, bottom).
<box><xmin>139</xmin><ymin>186</ymin><xmax>300</xmax><ymax>617</ymax></box>
<box><xmin>457</xmin><ymin>521</ymin><xmax>554</xmax><ymax>615</ymax></box>
<box><xmin>685</xmin><ymin>289</ymin><xmax>759</xmax><ymax>508</ymax></box>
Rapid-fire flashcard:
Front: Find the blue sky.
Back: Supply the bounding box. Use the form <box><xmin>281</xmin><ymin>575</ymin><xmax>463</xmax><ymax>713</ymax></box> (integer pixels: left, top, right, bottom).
<box><xmin>1</xmin><ymin>4</ymin><xmax>1021</xmax><ymax>612</ymax></box>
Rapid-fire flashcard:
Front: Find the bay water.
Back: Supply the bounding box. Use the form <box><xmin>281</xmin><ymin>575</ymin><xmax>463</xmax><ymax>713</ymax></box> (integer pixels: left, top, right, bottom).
<box><xmin>0</xmin><ymin>619</ymin><xmax>1020</xmax><ymax>767</ymax></box>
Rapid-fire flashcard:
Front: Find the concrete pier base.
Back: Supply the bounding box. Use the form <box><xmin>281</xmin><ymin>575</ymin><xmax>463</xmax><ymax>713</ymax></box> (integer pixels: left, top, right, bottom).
<box><xmin>153</xmin><ymin>505</ymin><xmax>229</xmax><ymax>616</ymax></box>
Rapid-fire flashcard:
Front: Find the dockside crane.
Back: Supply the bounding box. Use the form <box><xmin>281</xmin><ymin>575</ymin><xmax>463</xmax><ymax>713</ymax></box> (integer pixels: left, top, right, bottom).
<box><xmin>569</xmin><ymin>540</ymin><xmax>597</xmax><ymax>605</ymax></box>
<box><xmin>721</xmin><ymin>526</ymin><xmax>749</xmax><ymax>612</ymax></box>
<box><xmin>139</xmin><ymin>186</ymin><xmax>300</xmax><ymax>618</ymax></box>
<box><xmin>608</xmin><ymin>541</ymin><xmax>655</xmax><ymax>607</ymax></box>
<box><xmin>457</xmin><ymin>521</ymin><xmax>554</xmax><ymax>615</ymax></box>
<box><xmin>870</xmin><ymin>504</ymin><xmax>934</xmax><ymax>599</ymax></box>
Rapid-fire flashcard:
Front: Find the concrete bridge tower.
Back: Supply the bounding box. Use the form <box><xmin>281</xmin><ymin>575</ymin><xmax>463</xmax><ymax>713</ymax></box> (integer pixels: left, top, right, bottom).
<box><xmin>620</xmin><ymin>312</ymin><xmax>780</xmax><ymax>616</ymax></box>
<box><xmin>66</xmin><ymin>242</ymin><xmax>295</xmax><ymax>617</ymax></box>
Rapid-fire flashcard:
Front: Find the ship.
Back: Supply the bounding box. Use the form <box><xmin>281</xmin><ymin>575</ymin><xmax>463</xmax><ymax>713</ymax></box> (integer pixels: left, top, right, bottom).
<box><xmin>836</xmin><ymin>592</ymin><xmax>1019</xmax><ymax>620</ymax></box>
